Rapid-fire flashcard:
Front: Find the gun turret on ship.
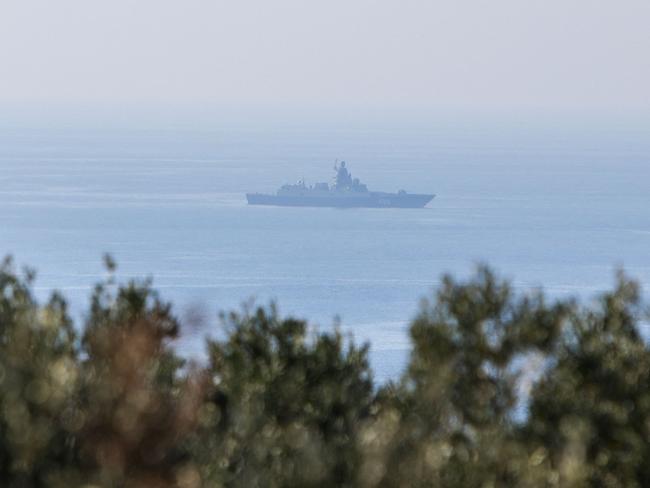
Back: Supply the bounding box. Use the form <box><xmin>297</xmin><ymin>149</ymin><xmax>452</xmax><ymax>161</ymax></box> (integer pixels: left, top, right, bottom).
<box><xmin>246</xmin><ymin>161</ymin><xmax>435</xmax><ymax>208</ymax></box>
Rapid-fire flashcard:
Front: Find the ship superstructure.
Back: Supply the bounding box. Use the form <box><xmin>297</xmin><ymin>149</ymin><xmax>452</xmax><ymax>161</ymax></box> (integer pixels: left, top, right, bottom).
<box><xmin>246</xmin><ymin>161</ymin><xmax>434</xmax><ymax>208</ymax></box>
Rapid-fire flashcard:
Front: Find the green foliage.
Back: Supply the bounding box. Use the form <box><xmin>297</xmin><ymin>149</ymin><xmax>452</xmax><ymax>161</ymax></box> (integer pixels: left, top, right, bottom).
<box><xmin>526</xmin><ymin>275</ymin><xmax>650</xmax><ymax>487</ymax></box>
<box><xmin>357</xmin><ymin>267</ymin><xmax>570</xmax><ymax>487</ymax></box>
<box><xmin>1</xmin><ymin>256</ymin><xmax>649</xmax><ymax>487</ymax></box>
<box><xmin>0</xmin><ymin>257</ymin><xmax>77</xmax><ymax>486</ymax></box>
<box><xmin>198</xmin><ymin>307</ymin><xmax>373</xmax><ymax>486</ymax></box>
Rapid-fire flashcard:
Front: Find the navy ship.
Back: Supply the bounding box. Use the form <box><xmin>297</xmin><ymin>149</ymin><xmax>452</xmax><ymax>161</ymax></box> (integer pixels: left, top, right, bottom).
<box><xmin>246</xmin><ymin>162</ymin><xmax>435</xmax><ymax>208</ymax></box>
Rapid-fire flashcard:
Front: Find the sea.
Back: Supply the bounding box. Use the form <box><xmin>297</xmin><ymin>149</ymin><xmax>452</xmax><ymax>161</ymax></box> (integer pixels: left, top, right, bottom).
<box><xmin>1</xmin><ymin>113</ymin><xmax>649</xmax><ymax>382</ymax></box>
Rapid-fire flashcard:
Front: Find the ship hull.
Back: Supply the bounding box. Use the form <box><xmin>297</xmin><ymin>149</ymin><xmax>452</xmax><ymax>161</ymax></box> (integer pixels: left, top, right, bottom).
<box><xmin>246</xmin><ymin>192</ymin><xmax>434</xmax><ymax>208</ymax></box>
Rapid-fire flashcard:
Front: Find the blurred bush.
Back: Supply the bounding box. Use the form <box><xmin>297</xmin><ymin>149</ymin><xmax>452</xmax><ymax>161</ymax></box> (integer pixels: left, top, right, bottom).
<box><xmin>1</xmin><ymin>256</ymin><xmax>649</xmax><ymax>487</ymax></box>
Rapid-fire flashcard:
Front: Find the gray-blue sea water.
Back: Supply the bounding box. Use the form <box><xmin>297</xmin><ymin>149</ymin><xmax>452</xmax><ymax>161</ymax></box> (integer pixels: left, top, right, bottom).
<box><xmin>1</xmin><ymin>117</ymin><xmax>649</xmax><ymax>382</ymax></box>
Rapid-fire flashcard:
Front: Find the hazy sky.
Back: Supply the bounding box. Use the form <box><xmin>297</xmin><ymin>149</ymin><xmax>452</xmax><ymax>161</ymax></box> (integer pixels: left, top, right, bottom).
<box><xmin>1</xmin><ymin>0</ymin><xmax>649</xmax><ymax>112</ymax></box>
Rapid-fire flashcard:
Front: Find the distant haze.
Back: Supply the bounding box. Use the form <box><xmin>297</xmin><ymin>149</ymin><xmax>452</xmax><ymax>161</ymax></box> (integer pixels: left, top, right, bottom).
<box><xmin>1</xmin><ymin>0</ymin><xmax>649</xmax><ymax>114</ymax></box>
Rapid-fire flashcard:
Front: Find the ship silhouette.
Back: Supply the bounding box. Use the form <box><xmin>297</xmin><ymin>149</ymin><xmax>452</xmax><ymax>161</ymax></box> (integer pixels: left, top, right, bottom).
<box><xmin>246</xmin><ymin>161</ymin><xmax>435</xmax><ymax>208</ymax></box>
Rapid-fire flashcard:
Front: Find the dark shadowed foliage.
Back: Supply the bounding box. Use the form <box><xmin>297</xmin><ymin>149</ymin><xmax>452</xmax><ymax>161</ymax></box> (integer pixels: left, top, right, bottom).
<box><xmin>1</xmin><ymin>256</ymin><xmax>648</xmax><ymax>487</ymax></box>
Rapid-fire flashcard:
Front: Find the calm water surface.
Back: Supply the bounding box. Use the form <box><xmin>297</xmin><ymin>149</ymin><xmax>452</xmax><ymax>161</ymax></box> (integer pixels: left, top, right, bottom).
<box><xmin>1</xmin><ymin>119</ymin><xmax>649</xmax><ymax>381</ymax></box>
